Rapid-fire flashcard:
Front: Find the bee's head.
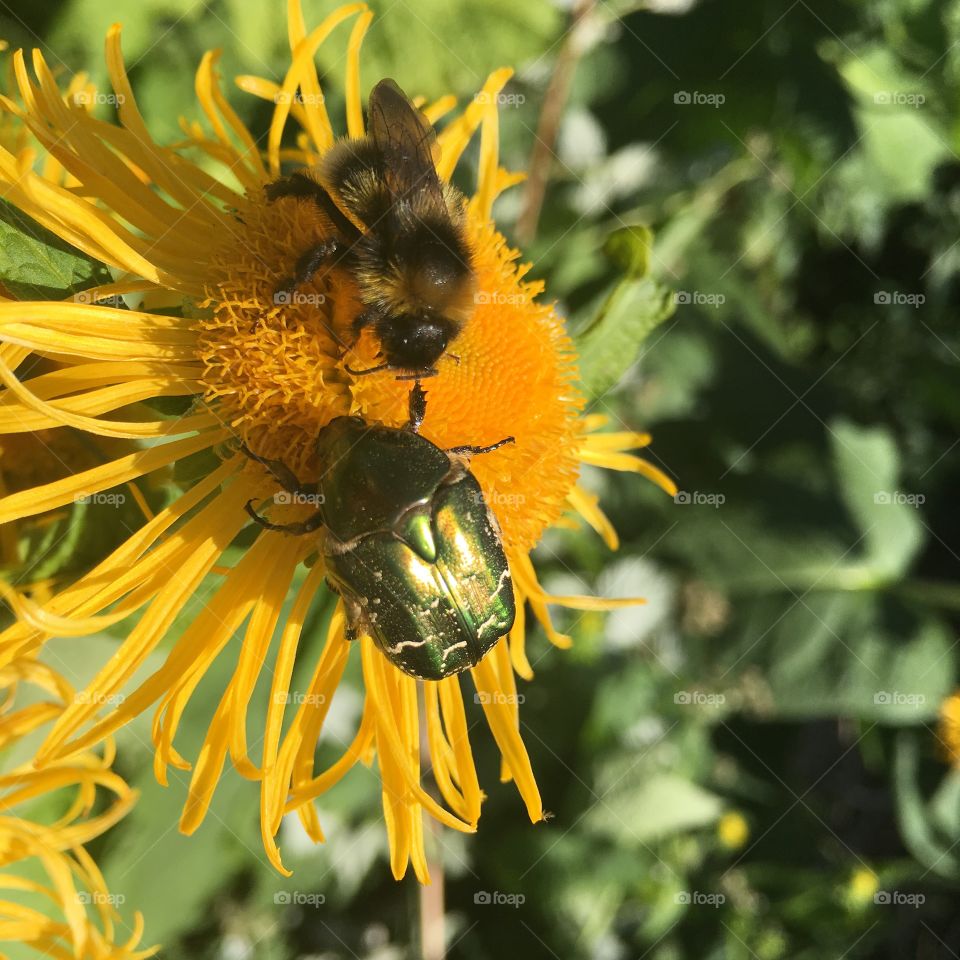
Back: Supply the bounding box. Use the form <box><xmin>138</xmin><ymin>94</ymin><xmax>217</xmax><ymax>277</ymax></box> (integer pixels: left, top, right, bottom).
<box><xmin>376</xmin><ymin>312</ymin><xmax>456</xmax><ymax>372</ymax></box>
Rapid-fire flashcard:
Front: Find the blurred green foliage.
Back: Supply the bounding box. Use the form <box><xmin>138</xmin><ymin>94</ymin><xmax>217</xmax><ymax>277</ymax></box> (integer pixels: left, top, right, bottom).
<box><xmin>3</xmin><ymin>0</ymin><xmax>960</xmax><ymax>957</ymax></box>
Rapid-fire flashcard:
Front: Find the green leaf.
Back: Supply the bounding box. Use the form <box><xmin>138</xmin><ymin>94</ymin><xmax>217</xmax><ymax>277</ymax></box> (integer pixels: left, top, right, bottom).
<box><xmin>576</xmin><ymin>275</ymin><xmax>677</xmax><ymax>400</ymax></box>
<box><xmin>0</xmin><ymin>200</ymin><xmax>111</xmax><ymax>299</ymax></box>
<box><xmin>721</xmin><ymin>592</ymin><xmax>954</xmax><ymax>721</ymax></box>
<box><xmin>585</xmin><ymin>769</ymin><xmax>722</xmax><ymax>845</ymax></box>
<box><xmin>894</xmin><ymin>732</ymin><xmax>960</xmax><ymax>879</ymax></box>
<box><xmin>603</xmin><ymin>224</ymin><xmax>653</xmax><ymax>279</ymax></box>
<box><xmin>831</xmin><ymin>419</ymin><xmax>924</xmax><ymax>583</ymax></box>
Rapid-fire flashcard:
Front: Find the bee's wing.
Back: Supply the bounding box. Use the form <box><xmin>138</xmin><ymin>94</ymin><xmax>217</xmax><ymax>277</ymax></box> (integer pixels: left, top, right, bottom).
<box><xmin>368</xmin><ymin>78</ymin><xmax>445</xmax><ymax>208</ymax></box>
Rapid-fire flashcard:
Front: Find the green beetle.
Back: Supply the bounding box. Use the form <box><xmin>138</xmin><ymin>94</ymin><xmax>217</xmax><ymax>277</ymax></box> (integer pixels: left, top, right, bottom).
<box><xmin>243</xmin><ymin>385</ymin><xmax>516</xmax><ymax>680</ymax></box>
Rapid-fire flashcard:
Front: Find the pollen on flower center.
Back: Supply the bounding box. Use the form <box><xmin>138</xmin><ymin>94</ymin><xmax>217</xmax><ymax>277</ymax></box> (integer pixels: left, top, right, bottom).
<box><xmin>197</xmin><ymin>187</ymin><xmax>358</xmax><ymax>473</ymax></box>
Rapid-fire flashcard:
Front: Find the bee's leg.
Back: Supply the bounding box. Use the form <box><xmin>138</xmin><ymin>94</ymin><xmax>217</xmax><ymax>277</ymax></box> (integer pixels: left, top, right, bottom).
<box><xmin>405</xmin><ymin>381</ymin><xmax>427</xmax><ymax>433</ymax></box>
<box><xmin>266</xmin><ymin>172</ymin><xmax>362</xmax><ymax>243</ymax></box>
<box><xmin>244</xmin><ymin>501</ymin><xmax>325</xmax><ymax>536</ymax></box>
<box><xmin>351</xmin><ymin>305</ymin><xmax>385</xmax><ymax>337</ymax></box>
<box><xmin>448</xmin><ymin>436</ymin><xmax>515</xmax><ymax>457</ymax></box>
<box><xmin>276</xmin><ymin>239</ymin><xmax>341</xmax><ymax>298</ymax></box>
<box><xmin>238</xmin><ymin>443</ymin><xmax>318</xmax><ymax>498</ymax></box>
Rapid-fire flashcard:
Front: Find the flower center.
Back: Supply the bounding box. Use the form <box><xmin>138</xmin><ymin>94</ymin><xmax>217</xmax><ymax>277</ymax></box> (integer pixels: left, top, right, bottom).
<box><xmin>197</xmin><ymin>189</ymin><xmax>357</xmax><ymax>474</ymax></box>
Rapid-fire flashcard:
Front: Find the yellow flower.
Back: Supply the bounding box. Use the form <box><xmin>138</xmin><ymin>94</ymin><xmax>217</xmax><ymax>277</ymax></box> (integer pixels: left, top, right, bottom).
<box><xmin>716</xmin><ymin>811</ymin><xmax>749</xmax><ymax>850</ymax></box>
<box><xmin>847</xmin><ymin>867</ymin><xmax>879</xmax><ymax>907</ymax></box>
<box><xmin>0</xmin><ymin>657</ymin><xmax>152</xmax><ymax>957</ymax></box>
<box><xmin>0</xmin><ymin>2</ymin><xmax>675</xmax><ymax>881</ymax></box>
<box><xmin>937</xmin><ymin>689</ymin><xmax>960</xmax><ymax>764</ymax></box>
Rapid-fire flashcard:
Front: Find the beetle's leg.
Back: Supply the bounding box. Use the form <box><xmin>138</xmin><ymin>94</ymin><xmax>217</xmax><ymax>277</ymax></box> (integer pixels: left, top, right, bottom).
<box><xmin>341</xmin><ymin>595</ymin><xmax>364</xmax><ymax>642</ymax></box>
<box><xmin>265</xmin><ymin>173</ymin><xmax>362</xmax><ymax>243</ymax></box>
<box><xmin>238</xmin><ymin>444</ymin><xmax>318</xmax><ymax>498</ymax></box>
<box><xmin>448</xmin><ymin>436</ymin><xmax>515</xmax><ymax>457</ymax></box>
<box><xmin>244</xmin><ymin>500</ymin><xmax>324</xmax><ymax>536</ymax></box>
<box><xmin>405</xmin><ymin>381</ymin><xmax>427</xmax><ymax>433</ymax></box>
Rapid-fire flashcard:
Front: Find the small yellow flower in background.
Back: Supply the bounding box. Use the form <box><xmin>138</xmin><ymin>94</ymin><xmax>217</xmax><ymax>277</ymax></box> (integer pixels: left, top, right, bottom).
<box><xmin>717</xmin><ymin>810</ymin><xmax>749</xmax><ymax>850</ymax></box>
<box><xmin>0</xmin><ymin>658</ymin><xmax>152</xmax><ymax>957</ymax></box>
<box><xmin>0</xmin><ymin>1</ymin><xmax>675</xmax><ymax>881</ymax></box>
<box><xmin>937</xmin><ymin>689</ymin><xmax>960</xmax><ymax>764</ymax></box>
<box><xmin>847</xmin><ymin>867</ymin><xmax>879</xmax><ymax>907</ymax></box>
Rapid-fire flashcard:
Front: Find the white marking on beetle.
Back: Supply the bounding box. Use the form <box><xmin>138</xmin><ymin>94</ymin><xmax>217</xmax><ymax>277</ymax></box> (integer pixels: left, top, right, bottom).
<box><xmin>386</xmin><ymin>638</ymin><xmax>427</xmax><ymax>654</ymax></box>
<box><xmin>442</xmin><ymin>640</ymin><xmax>468</xmax><ymax>662</ymax></box>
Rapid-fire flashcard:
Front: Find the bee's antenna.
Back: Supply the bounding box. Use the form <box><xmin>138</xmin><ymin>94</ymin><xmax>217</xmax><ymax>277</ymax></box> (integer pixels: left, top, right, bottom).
<box><xmin>444</xmin><ymin>352</ymin><xmax>461</xmax><ymax>365</ymax></box>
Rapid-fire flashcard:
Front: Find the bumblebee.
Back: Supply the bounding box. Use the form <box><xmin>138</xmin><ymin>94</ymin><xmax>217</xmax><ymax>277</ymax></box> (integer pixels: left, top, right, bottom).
<box><xmin>267</xmin><ymin>79</ymin><xmax>476</xmax><ymax>379</ymax></box>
